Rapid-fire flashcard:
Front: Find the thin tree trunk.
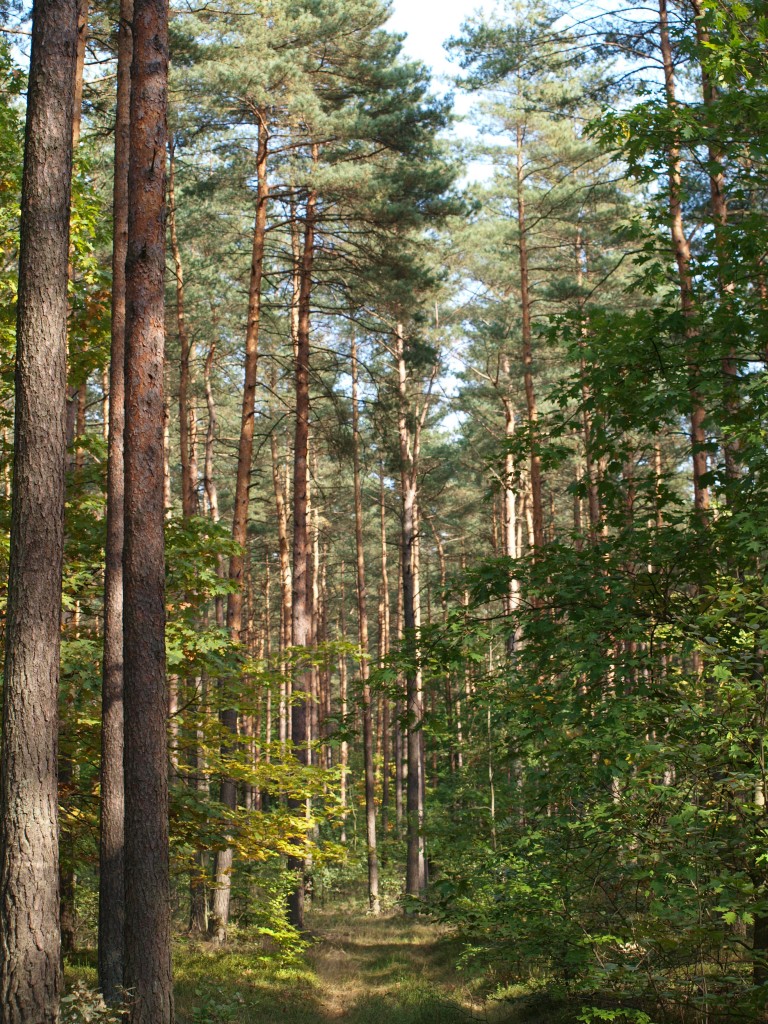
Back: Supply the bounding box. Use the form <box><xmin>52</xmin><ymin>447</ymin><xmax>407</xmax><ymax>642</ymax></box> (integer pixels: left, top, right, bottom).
<box><xmin>515</xmin><ymin>124</ymin><xmax>544</xmax><ymax>550</ymax></box>
<box><xmin>688</xmin><ymin>0</ymin><xmax>740</xmax><ymax>485</ymax></box>
<box><xmin>59</xmin><ymin>0</ymin><xmax>88</xmax><ymax>957</ymax></box>
<box><xmin>0</xmin><ymin>0</ymin><xmax>77</xmax><ymax>1016</ymax></box>
<box><xmin>352</xmin><ymin>339</ymin><xmax>380</xmax><ymax>913</ymax></box>
<box><xmin>379</xmin><ymin>462</ymin><xmax>391</xmax><ymax>832</ymax></box>
<box><xmin>288</xmin><ymin>178</ymin><xmax>317</xmax><ymax>931</ymax></box>
<box><xmin>98</xmin><ymin>0</ymin><xmax>130</xmax><ymax>1000</ymax></box>
<box><xmin>271</xmin><ymin>407</ymin><xmax>293</xmax><ymax>654</ymax></box>
<box><xmin>122</xmin><ymin>0</ymin><xmax>173</xmax><ymax>1017</ymax></box>
<box><xmin>339</xmin><ymin>564</ymin><xmax>350</xmax><ymax>843</ymax></box>
<box><xmin>168</xmin><ymin>138</ymin><xmax>198</xmax><ymax>517</ymax></box>
<box><xmin>209</xmin><ymin>116</ymin><xmax>269</xmax><ymax>944</ymax></box>
<box><xmin>395</xmin><ymin>541</ymin><xmax>405</xmax><ymax>833</ymax></box>
<box><xmin>396</xmin><ymin>325</ymin><xmax>426</xmax><ymax>897</ymax></box>
<box><xmin>658</xmin><ymin>0</ymin><xmax>709</xmax><ymax>515</ymax></box>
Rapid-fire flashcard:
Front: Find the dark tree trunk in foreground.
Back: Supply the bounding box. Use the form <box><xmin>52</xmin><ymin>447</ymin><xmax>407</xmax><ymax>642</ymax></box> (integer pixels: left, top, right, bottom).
<box><xmin>122</xmin><ymin>0</ymin><xmax>173</xmax><ymax>1019</ymax></box>
<box><xmin>351</xmin><ymin>338</ymin><xmax>380</xmax><ymax>914</ymax></box>
<box><xmin>98</xmin><ymin>0</ymin><xmax>131</xmax><ymax>1002</ymax></box>
<box><xmin>0</xmin><ymin>0</ymin><xmax>77</xmax><ymax>1019</ymax></box>
<box><xmin>209</xmin><ymin>115</ymin><xmax>270</xmax><ymax>944</ymax></box>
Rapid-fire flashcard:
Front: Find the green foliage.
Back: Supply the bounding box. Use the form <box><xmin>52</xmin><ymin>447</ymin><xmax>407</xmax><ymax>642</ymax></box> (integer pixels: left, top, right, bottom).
<box><xmin>60</xmin><ymin>985</ymin><xmax>127</xmax><ymax>1024</ymax></box>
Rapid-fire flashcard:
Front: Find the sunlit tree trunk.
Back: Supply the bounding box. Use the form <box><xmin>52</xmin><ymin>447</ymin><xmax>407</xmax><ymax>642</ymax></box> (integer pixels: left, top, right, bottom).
<box><xmin>122</xmin><ymin>0</ymin><xmax>173</xmax><ymax>1015</ymax></box>
<box><xmin>0</xmin><ymin>0</ymin><xmax>77</xmax><ymax>1016</ymax></box>
<box><xmin>99</xmin><ymin>0</ymin><xmax>131</xmax><ymax>999</ymax></box>
<box><xmin>210</xmin><ymin>116</ymin><xmax>269</xmax><ymax>944</ymax></box>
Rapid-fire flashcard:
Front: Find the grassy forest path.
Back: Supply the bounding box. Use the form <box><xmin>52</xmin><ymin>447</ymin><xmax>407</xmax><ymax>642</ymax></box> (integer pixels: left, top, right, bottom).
<box><xmin>174</xmin><ymin>901</ymin><xmax>485</xmax><ymax>1024</ymax></box>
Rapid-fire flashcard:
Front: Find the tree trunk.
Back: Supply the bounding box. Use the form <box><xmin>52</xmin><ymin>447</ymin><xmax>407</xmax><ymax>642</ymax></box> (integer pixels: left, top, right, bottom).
<box><xmin>379</xmin><ymin>463</ymin><xmax>391</xmax><ymax>832</ymax></box>
<box><xmin>515</xmin><ymin>125</ymin><xmax>544</xmax><ymax>551</ymax></box>
<box><xmin>168</xmin><ymin>138</ymin><xmax>198</xmax><ymax>518</ymax></box>
<box><xmin>288</xmin><ymin>179</ymin><xmax>317</xmax><ymax>931</ymax></box>
<box><xmin>352</xmin><ymin>339</ymin><xmax>380</xmax><ymax>913</ymax></box>
<box><xmin>122</xmin><ymin>0</ymin><xmax>173</xmax><ymax>1018</ymax></box>
<box><xmin>98</xmin><ymin>0</ymin><xmax>131</xmax><ymax>1000</ymax></box>
<box><xmin>210</xmin><ymin>116</ymin><xmax>269</xmax><ymax>944</ymax></box>
<box><xmin>396</xmin><ymin>325</ymin><xmax>426</xmax><ymax>897</ymax></box>
<box><xmin>395</xmin><ymin>542</ymin><xmax>405</xmax><ymax>833</ymax></box>
<box><xmin>658</xmin><ymin>0</ymin><xmax>709</xmax><ymax>515</ymax></box>
<box><xmin>0</xmin><ymin>0</ymin><xmax>77</xmax><ymax>1017</ymax></box>
<box><xmin>59</xmin><ymin>0</ymin><xmax>88</xmax><ymax>959</ymax></box>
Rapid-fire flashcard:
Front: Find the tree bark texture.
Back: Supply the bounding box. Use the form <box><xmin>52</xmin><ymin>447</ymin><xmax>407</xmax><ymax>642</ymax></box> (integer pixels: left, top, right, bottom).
<box><xmin>98</xmin><ymin>0</ymin><xmax>131</xmax><ymax>1002</ymax></box>
<box><xmin>0</xmin><ymin>0</ymin><xmax>77</xmax><ymax>1018</ymax></box>
<box><xmin>122</xmin><ymin>0</ymin><xmax>173</xmax><ymax>1019</ymax></box>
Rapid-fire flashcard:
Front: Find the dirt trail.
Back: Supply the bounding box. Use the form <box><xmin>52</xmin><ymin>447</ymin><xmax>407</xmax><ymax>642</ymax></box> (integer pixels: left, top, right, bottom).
<box><xmin>307</xmin><ymin>908</ymin><xmax>479</xmax><ymax>1023</ymax></box>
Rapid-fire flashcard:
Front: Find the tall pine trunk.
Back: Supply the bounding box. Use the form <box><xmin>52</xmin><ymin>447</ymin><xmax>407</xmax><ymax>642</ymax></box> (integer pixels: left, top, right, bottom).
<box><xmin>0</xmin><ymin>0</ymin><xmax>77</xmax><ymax>1017</ymax></box>
<box><xmin>209</xmin><ymin>117</ymin><xmax>269</xmax><ymax>943</ymax></box>
<box><xmin>98</xmin><ymin>0</ymin><xmax>131</xmax><ymax>1000</ymax></box>
<box><xmin>379</xmin><ymin>462</ymin><xmax>392</xmax><ymax>833</ymax></box>
<box><xmin>351</xmin><ymin>338</ymin><xmax>380</xmax><ymax>913</ymax></box>
<box><xmin>288</xmin><ymin>180</ymin><xmax>317</xmax><ymax>931</ymax></box>
<box><xmin>169</xmin><ymin>139</ymin><xmax>199</xmax><ymax>518</ymax></box>
<box><xmin>396</xmin><ymin>325</ymin><xmax>427</xmax><ymax>897</ymax></box>
<box><xmin>122</xmin><ymin>0</ymin><xmax>173</xmax><ymax>1017</ymax></box>
<box><xmin>515</xmin><ymin>124</ymin><xmax>544</xmax><ymax>551</ymax></box>
<box><xmin>658</xmin><ymin>0</ymin><xmax>709</xmax><ymax>515</ymax></box>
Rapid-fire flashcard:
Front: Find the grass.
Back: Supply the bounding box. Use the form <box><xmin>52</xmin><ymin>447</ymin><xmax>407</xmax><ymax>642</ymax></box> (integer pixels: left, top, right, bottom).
<box><xmin>172</xmin><ymin>900</ymin><xmax>481</xmax><ymax>1023</ymax></box>
<box><xmin>66</xmin><ymin>896</ymin><xmax>592</xmax><ymax>1023</ymax></box>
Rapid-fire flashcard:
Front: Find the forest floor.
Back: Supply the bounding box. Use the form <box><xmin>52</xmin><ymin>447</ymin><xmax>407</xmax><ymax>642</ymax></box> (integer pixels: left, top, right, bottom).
<box><xmin>67</xmin><ymin>894</ymin><xmax>569</xmax><ymax>1023</ymax></box>
<box><xmin>173</xmin><ymin>904</ymin><xmax>491</xmax><ymax>1024</ymax></box>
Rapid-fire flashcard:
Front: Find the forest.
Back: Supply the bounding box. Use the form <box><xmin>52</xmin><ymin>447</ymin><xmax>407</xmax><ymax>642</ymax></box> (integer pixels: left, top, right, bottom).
<box><xmin>0</xmin><ymin>0</ymin><xmax>767</xmax><ymax>1021</ymax></box>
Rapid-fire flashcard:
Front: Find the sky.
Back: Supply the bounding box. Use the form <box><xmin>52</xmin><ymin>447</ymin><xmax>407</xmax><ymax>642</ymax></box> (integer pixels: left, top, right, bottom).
<box><xmin>386</xmin><ymin>0</ymin><xmax>495</xmax><ymax>92</ymax></box>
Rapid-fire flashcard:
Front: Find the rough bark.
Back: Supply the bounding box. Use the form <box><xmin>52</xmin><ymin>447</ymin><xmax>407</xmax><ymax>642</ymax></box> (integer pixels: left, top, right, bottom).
<box><xmin>351</xmin><ymin>338</ymin><xmax>380</xmax><ymax>914</ymax></box>
<box><xmin>122</xmin><ymin>0</ymin><xmax>173</xmax><ymax>1018</ymax></box>
<box><xmin>0</xmin><ymin>0</ymin><xmax>77</xmax><ymax>1017</ymax></box>
<box><xmin>98</xmin><ymin>0</ymin><xmax>131</xmax><ymax>1001</ymax></box>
